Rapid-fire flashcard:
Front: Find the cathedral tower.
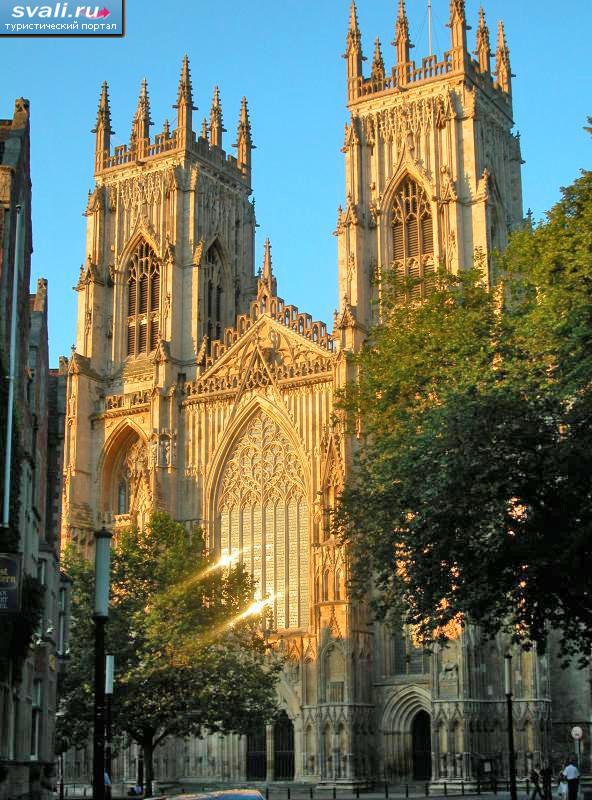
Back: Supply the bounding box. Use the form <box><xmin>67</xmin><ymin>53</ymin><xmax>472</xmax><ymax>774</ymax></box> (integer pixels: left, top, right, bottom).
<box><xmin>337</xmin><ymin>0</ymin><xmax>524</xmax><ymax>328</ymax></box>
<box><xmin>337</xmin><ymin>3</ymin><xmax>549</xmax><ymax>785</ymax></box>
<box><xmin>63</xmin><ymin>56</ymin><xmax>356</xmax><ymax>785</ymax></box>
<box><xmin>63</xmin><ymin>59</ymin><xmax>257</xmax><ymax>550</ymax></box>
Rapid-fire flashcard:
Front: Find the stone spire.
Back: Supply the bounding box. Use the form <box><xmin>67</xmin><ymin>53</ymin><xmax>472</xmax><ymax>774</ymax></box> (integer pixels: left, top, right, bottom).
<box><xmin>209</xmin><ymin>86</ymin><xmax>226</xmax><ymax>148</ymax></box>
<box><xmin>175</xmin><ymin>54</ymin><xmax>196</xmax><ymax>147</ymax></box>
<box><xmin>258</xmin><ymin>237</ymin><xmax>277</xmax><ymax>299</ymax></box>
<box><xmin>234</xmin><ymin>97</ymin><xmax>253</xmax><ymax>181</ymax></box>
<box><xmin>200</xmin><ymin>117</ymin><xmax>209</xmax><ymax>142</ymax></box>
<box><xmin>131</xmin><ymin>78</ymin><xmax>152</xmax><ymax>148</ymax></box>
<box><xmin>394</xmin><ymin>0</ymin><xmax>412</xmax><ymax>84</ymax></box>
<box><xmin>448</xmin><ymin>0</ymin><xmax>468</xmax><ymax>69</ymax></box>
<box><xmin>92</xmin><ymin>81</ymin><xmax>113</xmax><ymax>172</ymax></box>
<box><xmin>495</xmin><ymin>21</ymin><xmax>512</xmax><ymax>94</ymax></box>
<box><xmin>344</xmin><ymin>0</ymin><xmax>364</xmax><ymax>85</ymax></box>
<box><xmin>371</xmin><ymin>37</ymin><xmax>385</xmax><ymax>82</ymax></box>
<box><xmin>475</xmin><ymin>8</ymin><xmax>491</xmax><ymax>75</ymax></box>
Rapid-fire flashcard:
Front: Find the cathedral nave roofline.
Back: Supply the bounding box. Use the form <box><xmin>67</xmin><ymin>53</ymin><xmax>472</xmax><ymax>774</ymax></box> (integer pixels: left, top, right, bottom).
<box><xmin>191</xmin><ymin>241</ymin><xmax>335</xmax><ymax>383</ymax></box>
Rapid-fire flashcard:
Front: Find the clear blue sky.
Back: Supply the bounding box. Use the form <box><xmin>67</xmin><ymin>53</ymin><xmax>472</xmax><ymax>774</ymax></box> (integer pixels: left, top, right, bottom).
<box><xmin>2</xmin><ymin>0</ymin><xmax>590</xmax><ymax>364</ymax></box>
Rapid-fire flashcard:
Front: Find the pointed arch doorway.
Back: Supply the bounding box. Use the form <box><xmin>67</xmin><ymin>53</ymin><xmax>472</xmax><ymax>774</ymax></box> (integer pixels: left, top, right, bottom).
<box><xmin>412</xmin><ymin>710</ymin><xmax>432</xmax><ymax>781</ymax></box>
<box><xmin>246</xmin><ymin>726</ymin><xmax>266</xmax><ymax>781</ymax></box>
<box><xmin>274</xmin><ymin>711</ymin><xmax>295</xmax><ymax>781</ymax></box>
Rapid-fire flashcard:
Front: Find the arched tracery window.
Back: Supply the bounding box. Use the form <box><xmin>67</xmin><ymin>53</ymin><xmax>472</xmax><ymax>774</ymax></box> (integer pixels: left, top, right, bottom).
<box><xmin>391</xmin><ymin>177</ymin><xmax>435</xmax><ymax>299</ymax></box>
<box><xmin>391</xmin><ymin>626</ymin><xmax>430</xmax><ymax>676</ymax></box>
<box><xmin>127</xmin><ymin>241</ymin><xmax>160</xmax><ymax>356</ymax></box>
<box><xmin>218</xmin><ymin>412</ymin><xmax>309</xmax><ymax>630</ymax></box>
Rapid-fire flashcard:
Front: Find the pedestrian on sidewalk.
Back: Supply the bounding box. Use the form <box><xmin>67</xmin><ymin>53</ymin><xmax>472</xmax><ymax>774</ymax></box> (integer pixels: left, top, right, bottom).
<box><xmin>561</xmin><ymin>758</ymin><xmax>580</xmax><ymax>800</ymax></box>
<box><xmin>530</xmin><ymin>766</ymin><xmax>545</xmax><ymax>800</ymax></box>
<box><xmin>540</xmin><ymin>763</ymin><xmax>553</xmax><ymax>800</ymax></box>
<box><xmin>104</xmin><ymin>769</ymin><xmax>112</xmax><ymax>800</ymax></box>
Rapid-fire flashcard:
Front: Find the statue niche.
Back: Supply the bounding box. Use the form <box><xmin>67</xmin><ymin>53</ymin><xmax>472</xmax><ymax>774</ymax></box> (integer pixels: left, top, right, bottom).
<box><xmin>109</xmin><ymin>434</ymin><xmax>152</xmax><ymax>530</ymax></box>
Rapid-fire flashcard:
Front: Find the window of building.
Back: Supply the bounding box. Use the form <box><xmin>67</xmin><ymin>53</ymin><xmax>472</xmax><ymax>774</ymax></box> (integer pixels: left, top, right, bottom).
<box><xmin>127</xmin><ymin>241</ymin><xmax>160</xmax><ymax>357</ymax></box>
<box><xmin>218</xmin><ymin>413</ymin><xmax>309</xmax><ymax>630</ymax></box>
<box><xmin>205</xmin><ymin>245</ymin><xmax>224</xmax><ymax>349</ymax></box>
<box><xmin>392</xmin><ymin>627</ymin><xmax>430</xmax><ymax>675</ymax></box>
<box><xmin>30</xmin><ymin>679</ymin><xmax>42</xmax><ymax>760</ymax></box>
<box><xmin>391</xmin><ymin>177</ymin><xmax>435</xmax><ymax>299</ymax></box>
<box><xmin>322</xmin><ymin>570</ymin><xmax>330</xmax><ymax>602</ymax></box>
<box><xmin>335</xmin><ymin>569</ymin><xmax>342</xmax><ymax>601</ymax></box>
<box><xmin>117</xmin><ymin>478</ymin><xmax>129</xmax><ymax>515</ymax></box>
<box><xmin>58</xmin><ymin>587</ymin><xmax>67</xmax><ymax>656</ymax></box>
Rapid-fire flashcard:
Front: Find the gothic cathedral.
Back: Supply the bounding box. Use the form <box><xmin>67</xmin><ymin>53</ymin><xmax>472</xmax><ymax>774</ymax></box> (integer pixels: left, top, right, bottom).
<box><xmin>62</xmin><ymin>1</ymin><xmax>586</xmax><ymax>787</ymax></box>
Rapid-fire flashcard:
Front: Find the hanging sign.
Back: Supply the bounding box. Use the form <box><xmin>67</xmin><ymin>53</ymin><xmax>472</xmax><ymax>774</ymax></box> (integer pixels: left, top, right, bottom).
<box><xmin>0</xmin><ymin>554</ymin><xmax>21</xmax><ymax>612</ymax></box>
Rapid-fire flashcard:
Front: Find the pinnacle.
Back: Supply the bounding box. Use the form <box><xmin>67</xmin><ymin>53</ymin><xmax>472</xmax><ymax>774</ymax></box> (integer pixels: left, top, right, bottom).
<box><xmin>449</xmin><ymin>0</ymin><xmax>466</xmax><ymax>24</ymax></box>
<box><xmin>135</xmin><ymin>78</ymin><xmax>153</xmax><ymax>124</ymax></box>
<box><xmin>176</xmin><ymin>54</ymin><xmax>196</xmax><ymax>109</ymax></box>
<box><xmin>240</xmin><ymin>96</ymin><xmax>250</xmax><ymax>124</ymax></box>
<box><xmin>395</xmin><ymin>0</ymin><xmax>410</xmax><ymax>44</ymax></box>
<box><xmin>237</xmin><ymin>96</ymin><xmax>252</xmax><ymax>139</ymax></box>
<box><xmin>262</xmin><ymin>237</ymin><xmax>273</xmax><ymax>281</ymax></box>
<box><xmin>234</xmin><ymin>97</ymin><xmax>253</xmax><ymax>163</ymax></box>
<box><xmin>497</xmin><ymin>20</ymin><xmax>508</xmax><ymax>49</ymax></box>
<box><xmin>210</xmin><ymin>86</ymin><xmax>226</xmax><ymax>143</ymax></box>
<box><xmin>372</xmin><ymin>37</ymin><xmax>384</xmax><ymax>74</ymax></box>
<box><xmin>93</xmin><ymin>80</ymin><xmax>113</xmax><ymax>134</ymax></box>
<box><xmin>201</xmin><ymin>117</ymin><xmax>209</xmax><ymax>140</ymax></box>
<box><xmin>476</xmin><ymin>7</ymin><xmax>489</xmax><ymax>43</ymax></box>
<box><xmin>348</xmin><ymin>0</ymin><xmax>359</xmax><ymax>33</ymax></box>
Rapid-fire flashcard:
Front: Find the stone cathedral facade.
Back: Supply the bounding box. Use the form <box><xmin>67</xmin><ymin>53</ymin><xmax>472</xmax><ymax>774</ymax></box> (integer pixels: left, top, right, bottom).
<box><xmin>61</xmin><ymin>1</ymin><xmax>589</xmax><ymax>788</ymax></box>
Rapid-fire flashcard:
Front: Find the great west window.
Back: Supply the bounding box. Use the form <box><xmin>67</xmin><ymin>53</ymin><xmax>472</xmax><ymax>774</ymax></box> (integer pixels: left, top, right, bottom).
<box><xmin>218</xmin><ymin>413</ymin><xmax>309</xmax><ymax>630</ymax></box>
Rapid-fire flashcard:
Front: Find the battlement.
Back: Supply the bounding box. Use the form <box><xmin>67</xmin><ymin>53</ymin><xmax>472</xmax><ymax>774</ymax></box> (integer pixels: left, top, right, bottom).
<box><xmin>346</xmin><ymin>0</ymin><xmax>512</xmax><ymax>109</ymax></box>
<box><xmin>93</xmin><ymin>57</ymin><xmax>253</xmax><ymax>183</ymax></box>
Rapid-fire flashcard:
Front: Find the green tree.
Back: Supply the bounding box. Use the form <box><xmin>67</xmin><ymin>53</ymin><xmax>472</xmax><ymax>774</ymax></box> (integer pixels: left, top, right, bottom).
<box><xmin>339</xmin><ymin>161</ymin><xmax>592</xmax><ymax>663</ymax></box>
<box><xmin>58</xmin><ymin>513</ymin><xmax>280</xmax><ymax>793</ymax></box>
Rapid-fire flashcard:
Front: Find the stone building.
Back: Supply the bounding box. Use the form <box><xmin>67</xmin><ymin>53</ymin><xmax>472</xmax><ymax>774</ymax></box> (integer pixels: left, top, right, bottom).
<box><xmin>0</xmin><ymin>98</ymin><xmax>69</xmax><ymax>800</ymax></box>
<box><xmin>61</xmin><ymin>1</ymin><xmax>589</xmax><ymax>788</ymax></box>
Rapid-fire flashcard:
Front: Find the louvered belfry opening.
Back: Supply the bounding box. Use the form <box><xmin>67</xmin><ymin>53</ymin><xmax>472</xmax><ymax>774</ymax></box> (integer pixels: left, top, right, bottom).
<box><xmin>127</xmin><ymin>240</ymin><xmax>161</xmax><ymax>357</ymax></box>
<box><xmin>391</xmin><ymin>177</ymin><xmax>435</xmax><ymax>300</ymax></box>
<box><xmin>205</xmin><ymin>245</ymin><xmax>224</xmax><ymax>353</ymax></box>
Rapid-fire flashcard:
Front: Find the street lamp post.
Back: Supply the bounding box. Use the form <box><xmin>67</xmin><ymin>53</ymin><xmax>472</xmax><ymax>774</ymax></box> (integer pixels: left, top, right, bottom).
<box><xmin>105</xmin><ymin>655</ymin><xmax>114</xmax><ymax>782</ymax></box>
<box><xmin>505</xmin><ymin>653</ymin><xmax>518</xmax><ymax>800</ymax></box>
<box><xmin>93</xmin><ymin>527</ymin><xmax>112</xmax><ymax>800</ymax></box>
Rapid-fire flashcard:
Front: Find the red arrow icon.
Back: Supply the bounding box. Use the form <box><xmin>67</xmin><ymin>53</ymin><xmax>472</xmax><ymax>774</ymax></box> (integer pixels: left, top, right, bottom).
<box><xmin>86</xmin><ymin>7</ymin><xmax>110</xmax><ymax>18</ymax></box>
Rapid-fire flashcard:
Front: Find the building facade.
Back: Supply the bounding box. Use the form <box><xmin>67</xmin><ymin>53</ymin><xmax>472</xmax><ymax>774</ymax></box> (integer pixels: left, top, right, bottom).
<box><xmin>61</xmin><ymin>1</ymin><xmax>588</xmax><ymax>788</ymax></box>
<box><xmin>0</xmin><ymin>99</ymin><xmax>69</xmax><ymax>800</ymax></box>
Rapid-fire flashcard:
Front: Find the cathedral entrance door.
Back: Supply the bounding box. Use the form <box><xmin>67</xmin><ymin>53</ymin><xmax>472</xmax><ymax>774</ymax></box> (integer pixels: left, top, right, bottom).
<box><xmin>246</xmin><ymin>726</ymin><xmax>267</xmax><ymax>781</ymax></box>
<box><xmin>273</xmin><ymin>711</ymin><xmax>295</xmax><ymax>781</ymax></box>
<box><xmin>412</xmin><ymin>710</ymin><xmax>432</xmax><ymax>781</ymax></box>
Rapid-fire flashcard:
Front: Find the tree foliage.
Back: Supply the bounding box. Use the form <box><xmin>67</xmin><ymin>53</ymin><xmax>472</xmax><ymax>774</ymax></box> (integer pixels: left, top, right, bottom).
<box><xmin>338</xmin><ymin>161</ymin><xmax>592</xmax><ymax>663</ymax></box>
<box><xmin>58</xmin><ymin>513</ymin><xmax>280</xmax><ymax>789</ymax></box>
